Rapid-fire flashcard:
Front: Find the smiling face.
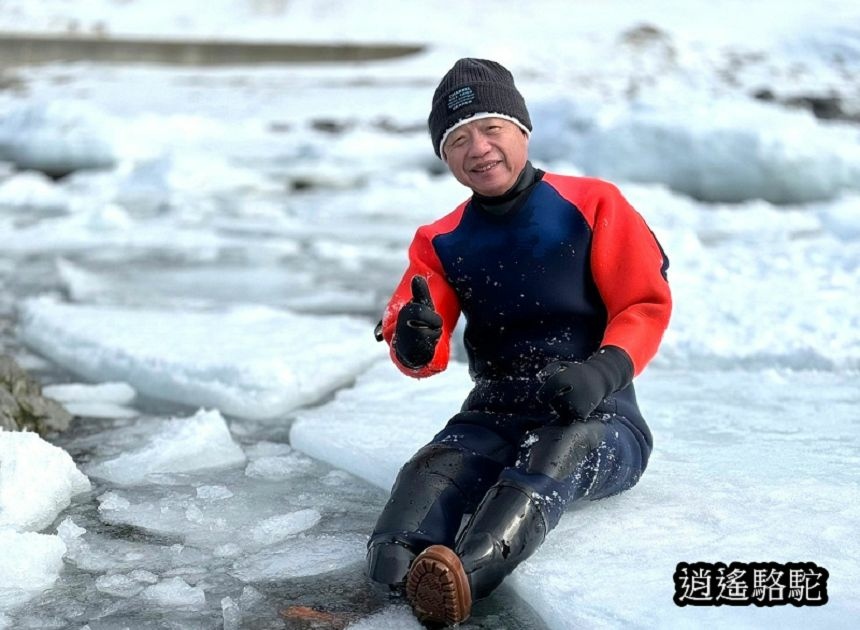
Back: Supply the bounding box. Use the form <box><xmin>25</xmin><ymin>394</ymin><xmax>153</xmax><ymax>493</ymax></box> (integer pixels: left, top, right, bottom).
<box><xmin>442</xmin><ymin>117</ymin><xmax>529</xmax><ymax>197</ymax></box>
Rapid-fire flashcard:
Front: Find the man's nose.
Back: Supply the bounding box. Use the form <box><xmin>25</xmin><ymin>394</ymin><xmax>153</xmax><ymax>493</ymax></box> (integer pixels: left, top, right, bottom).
<box><xmin>468</xmin><ymin>132</ymin><xmax>492</xmax><ymax>156</ymax></box>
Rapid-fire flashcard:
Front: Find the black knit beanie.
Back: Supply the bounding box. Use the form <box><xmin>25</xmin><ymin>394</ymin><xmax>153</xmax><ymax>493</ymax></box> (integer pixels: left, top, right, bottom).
<box><xmin>428</xmin><ymin>58</ymin><xmax>532</xmax><ymax>159</ymax></box>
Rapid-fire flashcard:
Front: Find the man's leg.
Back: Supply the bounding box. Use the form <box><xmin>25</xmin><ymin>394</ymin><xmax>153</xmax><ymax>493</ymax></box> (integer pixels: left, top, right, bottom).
<box><xmin>366</xmin><ymin>412</ymin><xmax>518</xmax><ymax>588</ymax></box>
<box><xmin>464</xmin><ymin>414</ymin><xmax>651</xmax><ymax>592</ymax></box>
<box><xmin>407</xmin><ymin>413</ymin><xmax>650</xmax><ymax>623</ymax></box>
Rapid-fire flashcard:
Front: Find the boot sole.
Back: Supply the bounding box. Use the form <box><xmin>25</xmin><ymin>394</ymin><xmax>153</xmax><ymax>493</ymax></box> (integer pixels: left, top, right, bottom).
<box><xmin>406</xmin><ymin>545</ymin><xmax>472</xmax><ymax>625</ymax></box>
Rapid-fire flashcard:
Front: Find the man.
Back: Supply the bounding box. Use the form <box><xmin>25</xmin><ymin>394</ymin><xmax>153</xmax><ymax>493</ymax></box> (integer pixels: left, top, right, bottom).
<box><xmin>367</xmin><ymin>58</ymin><xmax>672</xmax><ymax>625</ymax></box>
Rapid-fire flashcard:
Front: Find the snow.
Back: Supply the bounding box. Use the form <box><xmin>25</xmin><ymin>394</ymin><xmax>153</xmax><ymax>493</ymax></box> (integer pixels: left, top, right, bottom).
<box><xmin>0</xmin><ymin>0</ymin><xmax>858</xmax><ymax>628</ymax></box>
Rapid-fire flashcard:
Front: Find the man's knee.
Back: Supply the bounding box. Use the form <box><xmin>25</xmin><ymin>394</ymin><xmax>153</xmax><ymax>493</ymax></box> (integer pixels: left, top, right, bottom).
<box><xmin>368</xmin><ymin>442</ymin><xmax>497</xmax><ymax>586</ymax></box>
<box><xmin>516</xmin><ymin>421</ymin><xmax>606</xmax><ymax>481</ymax></box>
<box><xmin>371</xmin><ymin>441</ymin><xmax>502</xmax><ymax>548</ymax></box>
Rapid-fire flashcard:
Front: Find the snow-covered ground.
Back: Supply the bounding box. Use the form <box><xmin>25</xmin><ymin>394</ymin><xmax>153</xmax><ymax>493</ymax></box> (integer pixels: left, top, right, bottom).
<box><xmin>0</xmin><ymin>1</ymin><xmax>859</xmax><ymax>628</ymax></box>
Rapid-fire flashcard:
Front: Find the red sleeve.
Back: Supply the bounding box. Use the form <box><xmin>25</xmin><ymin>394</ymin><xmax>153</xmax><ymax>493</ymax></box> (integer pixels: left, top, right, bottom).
<box><xmin>382</xmin><ymin>206</ymin><xmax>465</xmax><ymax>378</ymax></box>
<box><xmin>544</xmin><ymin>175</ymin><xmax>672</xmax><ymax>376</ymax></box>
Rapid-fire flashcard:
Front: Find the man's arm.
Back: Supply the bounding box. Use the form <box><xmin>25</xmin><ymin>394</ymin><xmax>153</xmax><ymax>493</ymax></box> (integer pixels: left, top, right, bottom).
<box><xmin>586</xmin><ymin>180</ymin><xmax>672</xmax><ymax>376</ymax></box>
<box><xmin>537</xmin><ymin>175</ymin><xmax>671</xmax><ymax>422</ymax></box>
<box><xmin>381</xmin><ymin>226</ymin><xmax>461</xmax><ymax>378</ymax></box>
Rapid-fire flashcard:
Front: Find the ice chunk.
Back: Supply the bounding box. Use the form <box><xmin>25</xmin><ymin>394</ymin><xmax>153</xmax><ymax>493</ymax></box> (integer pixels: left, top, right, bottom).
<box><xmin>55</xmin><ymin>517</ymin><xmax>85</xmax><ymax>542</ymax></box>
<box><xmin>244</xmin><ymin>452</ymin><xmax>314</xmax><ymax>481</ymax></box>
<box><xmin>238</xmin><ymin>585</ymin><xmax>263</xmax><ymax>610</ymax></box>
<box><xmin>196</xmin><ymin>485</ymin><xmax>233</xmax><ymax>501</ymax></box>
<box><xmin>0</xmin><ymin>430</ymin><xmax>91</xmax><ymax>532</ymax></box>
<box><xmin>248</xmin><ymin>509</ymin><xmax>322</xmax><ymax>546</ymax></box>
<box><xmin>0</xmin><ymin>529</ymin><xmax>66</xmax><ymax>606</ymax></box>
<box><xmin>530</xmin><ymin>96</ymin><xmax>860</xmax><ymax>204</ymax></box>
<box><xmin>818</xmin><ymin>194</ymin><xmax>860</xmax><ymax>240</ymax></box>
<box><xmin>116</xmin><ymin>152</ymin><xmax>280</xmax><ymax>216</ymax></box>
<box><xmin>59</xmin><ymin>517</ymin><xmax>207</xmax><ymax>574</ymax></box>
<box><xmin>291</xmin><ymin>361</ymin><xmax>470</xmax><ymax>489</ymax></box>
<box><xmin>221</xmin><ymin>596</ymin><xmax>241</xmax><ymax>630</ymax></box>
<box><xmin>19</xmin><ymin>298</ymin><xmax>385</xmax><ymax>420</ymax></box>
<box><xmin>43</xmin><ymin>380</ymin><xmax>138</xmax><ymax>419</ymax></box>
<box><xmin>293</xmin><ymin>362</ymin><xmax>860</xmax><ymax>628</ymax></box>
<box><xmin>346</xmin><ymin>606</ymin><xmax>423</xmax><ymax>630</ymax></box>
<box><xmin>231</xmin><ymin>533</ymin><xmax>366</xmax><ymax>581</ymax></box>
<box><xmin>98</xmin><ymin>480</ymin><xmax>323</xmax><ymax>553</ymax></box>
<box><xmin>94</xmin><ymin>573</ymin><xmax>146</xmax><ymax>598</ymax></box>
<box><xmin>0</xmin><ymin>101</ymin><xmax>118</xmax><ymax>176</ymax></box>
<box><xmin>141</xmin><ymin>577</ymin><xmax>206</xmax><ymax>609</ymax></box>
<box><xmin>97</xmin><ymin>492</ymin><xmax>131</xmax><ymax>512</ymax></box>
<box><xmin>86</xmin><ymin>409</ymin><xmax>245</xmax><ymax>485</ymax></box>
<box><xmin>0</xmin><ymin>171</ymin><xmax>68</xmax><ymax>215</ymax></box>
<box><xmin>43</xmin><ymin>381</ymin><xmax>136</xmax><ymax>405</ymax></box>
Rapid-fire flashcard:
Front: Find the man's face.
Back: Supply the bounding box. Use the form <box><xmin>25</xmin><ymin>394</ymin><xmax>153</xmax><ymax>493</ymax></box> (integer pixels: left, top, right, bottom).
<box><xmin>442</xmin><ymin>118</ymin><xmax>529</xmax><ymax>196</ymax></box>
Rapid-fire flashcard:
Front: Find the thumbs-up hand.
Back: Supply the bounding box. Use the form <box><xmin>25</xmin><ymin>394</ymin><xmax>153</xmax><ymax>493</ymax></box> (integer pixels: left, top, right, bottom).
<box><xmin>393</xmin><ymin>276</ymin><xmax>443</xmax><ymax>369</ymax></box>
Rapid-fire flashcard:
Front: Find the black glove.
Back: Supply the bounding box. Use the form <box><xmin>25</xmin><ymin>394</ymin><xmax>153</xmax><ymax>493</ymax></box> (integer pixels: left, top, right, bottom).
<box><xmin>537</xmin><ymin>346</ymin><xmax>634</xmax><ymax>423</ymax></box>
<box><xmin>392</xmin><ymin>276</ymin><xmax>443</xmax><ymax>369</ymax></box>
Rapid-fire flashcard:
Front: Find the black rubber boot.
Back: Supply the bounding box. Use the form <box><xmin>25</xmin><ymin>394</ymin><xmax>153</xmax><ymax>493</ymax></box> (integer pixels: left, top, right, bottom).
<box><xmin>366</xmin><ymin>538</ymin><xmax>417</xmax><ymax>588</ymax></box>
<box><xmin>367</xmin><ymin>441</ymin><xmax>501</xmax><ymax>588</ymax></box>
<box><xmin>455</xmin><ymin>480</ymin><xmax>548</xmax><ymax>601</ymax></box>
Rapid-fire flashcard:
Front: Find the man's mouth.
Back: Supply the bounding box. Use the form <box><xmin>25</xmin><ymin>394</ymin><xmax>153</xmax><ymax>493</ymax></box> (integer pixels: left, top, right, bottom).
<box><xmin>471</xmin><ymin>160</ymin><xmax>501</xmax><ymax>174</ymax></box>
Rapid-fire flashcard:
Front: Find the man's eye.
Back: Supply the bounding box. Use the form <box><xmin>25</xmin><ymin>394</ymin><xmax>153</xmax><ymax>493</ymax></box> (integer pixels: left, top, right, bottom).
<box><xmin>452</xmin><ymin>136</ymin><xmax>465</xmax><ymax>146</ymax></box>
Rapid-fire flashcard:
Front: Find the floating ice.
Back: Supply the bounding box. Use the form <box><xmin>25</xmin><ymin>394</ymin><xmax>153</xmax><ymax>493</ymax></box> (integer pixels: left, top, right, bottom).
<box><xmin>196</xmin><ymin>485</ymin><xmax>233</xmax><ymax>501</ymax></box>
<box><xmin>248</xmin><ymin>509</ymin><xmax>322</xmax><ymax>546</ymax></box>
<box><xmin>817</xmin><ymin>194</ymin><xmax>860</xmax><ymax>240</ymax></box>
<box><xmin>244</xmin><ymin>451</ymin><xmax>315</xmax><ymax>481</ymax></box>
<box><xmin>530</xmin><ymin>96</ymin><xmax>860</xmax><ymax>204</ymax></box>
<box><xmin>0</xmin><ymin>430</ymin><xmax>91</xmax><ymax>532</ymax></box>
<box><xmin>116</xmin><ymin>151</ymin><xmax>280</xmax><ymax>217</ymax></box>
<box><xmin>0</xmin><ymin>101</ymin><xmax>119</xmax><ymax>176</ymax></box>
<box><xmin>0</xmin><ymin>171</ymin><xmax>68</xmax><ymax>215</ymax></box>
<box><xmin>42</xmin><ymin>381</ymin><xmax>136</xmax><ymax>405</ymax></box>
<box><xmin>221</xmin><ymin>596</ymin><xmax>241</xmax><ymax>630</ymax></box>
<box><xmin>293</xmin><ymin>362</ymin><xmax>860</xmax><ymax>629</ymax></box>
<box><xmin>95</xmin><ymin>573</ymin><xmax>150</xmax><ymax>598</ymax></box>
<box><xmin>42</xmin><ymin>381</ymin><xmax>138</xmax><ymax>419</ymax></box>
<box><xmin>85</xmin><ymin>409</ymin><xmax>245</xmax><ymax>485</ymax></box>
<box><xmin>292</xmin><ymin>361</ymin><xmax>470</xmax><ymax>489</ymax></box>
<box><xmin>98</xmin><ymin>484</ymin><xmax>323</xmax><ymax>551</ymax></box>
<box><xmin>345</xmin><ymin>605</ymin><xmax>424</xmax><ymax>630</ymax></box>
<box><xmin>141</xmin><ymin>576</ymin><xmax>206</xmax><ymax>609</ymax></box>
<box><xmin>0</xmin><ymin>529</ymin><xmax>66</xmax><ymax>608</ymax></box>
<box><xmin>231</xmin><ymin>533</ymin><xmax>366</xmax><ymax>582</ymax></box>
<box><xmin>19</xmin><ymin>298</ymin><xmax>385</xmax><ymax>420</ymax></box>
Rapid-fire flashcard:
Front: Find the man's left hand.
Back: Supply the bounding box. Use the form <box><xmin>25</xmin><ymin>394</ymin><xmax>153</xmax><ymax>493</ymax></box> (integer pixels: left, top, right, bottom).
<box><xmin>536</xmin><ymin>347</ymin><xmax>634</xmax><ymax>423</ymax></box>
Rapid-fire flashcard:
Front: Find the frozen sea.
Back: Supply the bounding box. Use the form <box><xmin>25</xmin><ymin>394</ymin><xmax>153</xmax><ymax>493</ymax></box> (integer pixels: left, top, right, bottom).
<box><xmin>1</xmin><ymin>1</ymin><xmax>859</xmax><ymax>629</ymax></box>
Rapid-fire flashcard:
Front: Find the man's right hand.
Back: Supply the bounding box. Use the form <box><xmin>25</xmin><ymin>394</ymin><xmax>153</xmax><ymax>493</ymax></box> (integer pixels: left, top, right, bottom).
<box><xmin>393</xmin><ymin>276</ymin><xmax>443</xmax><ymax>369</ymax></box>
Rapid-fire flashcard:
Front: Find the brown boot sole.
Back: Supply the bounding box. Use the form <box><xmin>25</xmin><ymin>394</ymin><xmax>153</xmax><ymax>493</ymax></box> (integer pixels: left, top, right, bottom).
<box><xmin>406</xmin><ymin>545</ymin><xmax>472</xmax><ymax>625</ymax></box>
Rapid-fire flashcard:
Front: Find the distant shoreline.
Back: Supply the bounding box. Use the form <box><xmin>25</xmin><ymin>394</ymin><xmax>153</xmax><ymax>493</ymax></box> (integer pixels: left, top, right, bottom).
<box><xmin>0</xmin><ymin>32</ymin><xmax>424</xmax><ymax>67</ymax></box>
